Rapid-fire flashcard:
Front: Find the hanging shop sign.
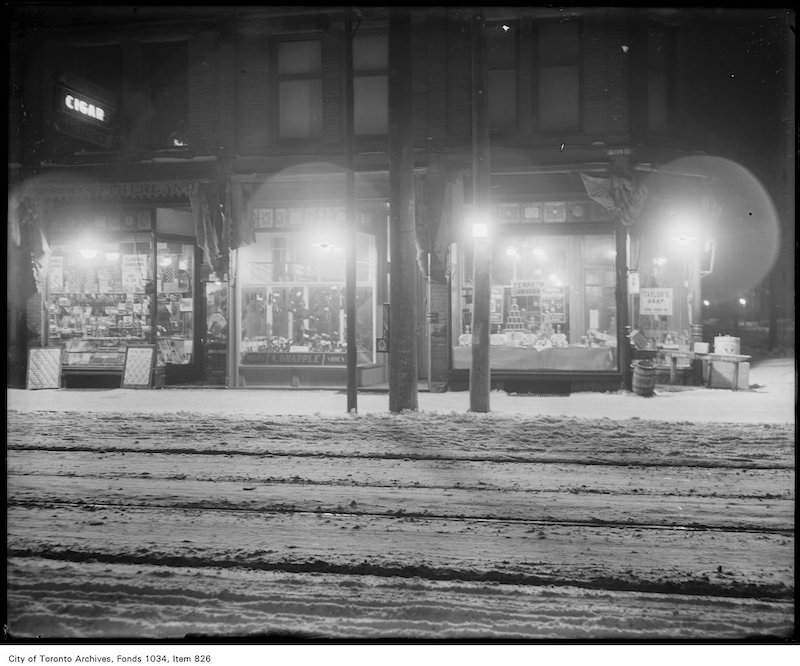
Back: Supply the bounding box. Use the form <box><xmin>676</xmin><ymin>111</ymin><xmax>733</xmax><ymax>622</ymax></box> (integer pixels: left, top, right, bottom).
<box><xmin>639</xmin><ymin>288</ymin><xmax>673</xmax><ymax>316</ymax></box>
<box><xmin>54</xmin><ymin>72</ymin><xmax>117</xmax><ymax>148</ymax></box>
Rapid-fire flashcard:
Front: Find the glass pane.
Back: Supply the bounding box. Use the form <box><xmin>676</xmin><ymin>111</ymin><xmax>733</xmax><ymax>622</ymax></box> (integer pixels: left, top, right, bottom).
<box><xmin>488</xmin><ymin>69</ymin><xmax>517</xmax><ymax>133</ymax></box>
<box><xmin>648</xmin><ymin>24</ymin><xmax>668</xmax><ymax>69</ymax></box>
<box><xmin>354</xmin><ymin>34</ymin><xmax>388</xmax><ymax>71</ymax></box>
<box><xmin>156</xmin><ymin>241</ymin><xmax>194</xmax><ymax>365</ymax></box>
<box><xmin>205</xmin><ymin>281</ymin><xmax>228</xmax><ymax>342</ymax></box>
<box><xmin>279</xmin><ymin>80</ymin><xmax>322</xmax><ymax>138</ymax></box>
<box><xmin>453</xmin><ymin>234</ymin><xmax>617</xmax><ymax>371</ymax></box>
<box><xmin>238</xmin><ymin>232</ymin><xmax>376</xmax><ymax>365</ymax></box>
<box><xmin>648</xmin><ymin>70</ymin><xmax>667</xmax><ymax>132</ymax></box>
<box><xmin>278</xmin><ymin>40</ymin><xmax>321</xmax><ymax>75</ymax></box>
<box><xmin>355</xmin><ymin>75</ymin><xmax>388</xmax><ymax>135</ymax></box>
<box><xmin>538</xmin><ymin>66</ymin><xmax>579</xmax><ymax>130</ymax></box>
<box><xmin>538</xmin><ymin>21</ymin><xmax>579</xmax><ymax>65</ymax></box>
<box><xmin>46</xmin><ymin>235</ymin><xmax>152</xmax><ymax>366</ymax></box>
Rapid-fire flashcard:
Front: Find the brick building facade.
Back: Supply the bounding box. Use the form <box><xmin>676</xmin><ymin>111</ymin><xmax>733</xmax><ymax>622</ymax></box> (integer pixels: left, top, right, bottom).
<box><xmin>8</xmin><ymin>6</ymin><xmax>793</xmax><ymax>390</ymax></box>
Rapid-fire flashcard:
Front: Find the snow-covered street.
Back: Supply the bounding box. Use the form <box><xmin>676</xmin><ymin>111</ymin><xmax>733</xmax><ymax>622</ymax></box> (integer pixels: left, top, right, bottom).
<box><xmin>6</xmin><ymin>398</ymin><xmax>795</xmax><ymax>639</ymax></box>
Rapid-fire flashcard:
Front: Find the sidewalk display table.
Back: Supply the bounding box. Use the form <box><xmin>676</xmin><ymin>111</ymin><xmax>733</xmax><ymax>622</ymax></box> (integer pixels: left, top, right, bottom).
<box><xmin>656</xmin><ymin>350</ymin><xmax>751</xmax><ymax>391</ymax></box>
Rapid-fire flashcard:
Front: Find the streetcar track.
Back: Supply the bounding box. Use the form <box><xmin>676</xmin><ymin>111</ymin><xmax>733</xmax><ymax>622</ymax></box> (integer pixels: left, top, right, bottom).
<box><xmin>8</xmin><ymin>497</ymin><xmax>794</xmax><ymax>536</ymax></box>
<box><xmin>5</xmin><ymin>548</ymin><xmax>793</xmax><ymax>601</ymax></box>
<box><xmin>7</xmin><ymin>469</ymin><xmax>794</xmax><ymax>501</ymax></box>
<box><xmin>6</xmin><ymin>444</ymin><xmax>794</xmax><ymax>470</ymax></box>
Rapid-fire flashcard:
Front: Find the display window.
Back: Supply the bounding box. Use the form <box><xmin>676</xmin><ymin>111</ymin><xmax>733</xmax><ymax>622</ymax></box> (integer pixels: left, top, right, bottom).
<box><xmin>237</xmin><ymin>231</ymin><xmax>377</xmax><ymax>370</ymax></box>
<box><xmin>46</xmin><ymin>235</ymin><xmax>154</xmax><ymax>370</ymax></box>
<box><xmin>155</xmin><ymin>239</ymin><xmax>195</xmax><ymax>366</ymax></box>
<box><xmin>452</xmin><ymin>232</ymin><xmax>618</xmax><ymax>372</ymax></box>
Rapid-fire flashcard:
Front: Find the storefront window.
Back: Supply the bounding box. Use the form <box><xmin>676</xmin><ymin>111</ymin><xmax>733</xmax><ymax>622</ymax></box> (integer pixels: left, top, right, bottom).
<box><xmin>453</xmin><ymin>232</ymin><xmax>618</xmax><ymax>371</ymax></box>
<box><xmin>156</xmin><ymin>240</ymin><xmax>195</xmax><ymax>365</ymax></box>
<box><xmin>46</xmin><ymin>235</ymin><xmax>153</xmax><ymax>368</ymax></box>
<box><xmin>238</xmin><ymin>231</ymin><xmax>376</xmax><ymax>367</ymax></box>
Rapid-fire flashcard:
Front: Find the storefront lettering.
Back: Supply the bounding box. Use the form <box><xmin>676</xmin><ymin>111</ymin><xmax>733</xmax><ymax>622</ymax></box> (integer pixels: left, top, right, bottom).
<box><xmin>241</xmin><ymin>352</ymin><xmax>347</xmax><ymax>366</ymax></box>
<box><xmin>639</xmin><ymin>288</ymin><xmax>673</xmax><ymax>316</ymax></box>
<box><xmin>64</xmin><ymin>94</ymin><xmax>106</xmax><ymax>122</ymax></box>
<box><xmin>26</xmin><ymin>181</ymin><xmax>199</xmax><ymax>200</ymax></box>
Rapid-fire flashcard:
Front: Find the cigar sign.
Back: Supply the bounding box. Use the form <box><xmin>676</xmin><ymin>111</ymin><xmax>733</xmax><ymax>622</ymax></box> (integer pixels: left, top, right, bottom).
<box><xmin>639</xmin><ymin>287</ymin><xmax>673</xmax><ymax>316</ymax></box>
<box><xmin>54</xmin><ymin>72</ymin><xmax>116</xmax><ymax>148</ymax></box>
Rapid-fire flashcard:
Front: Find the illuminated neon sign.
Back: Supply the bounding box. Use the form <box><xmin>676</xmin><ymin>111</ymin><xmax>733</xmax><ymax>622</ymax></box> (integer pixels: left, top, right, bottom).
<box><xmin>54</xmin><ymin>72</ymin><xmax>116</xmax><ymax>147</ymax></box>
<box><xmin>63</xmin><ymin>92</ymin><xmax>107</xmax><ymax>122</ymax></box>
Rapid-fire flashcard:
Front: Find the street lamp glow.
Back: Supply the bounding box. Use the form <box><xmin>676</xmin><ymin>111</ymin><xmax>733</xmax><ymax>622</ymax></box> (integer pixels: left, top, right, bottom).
<box><xmin>472</xmin><ymin>222</ymin><xmax>489</xmax><ymax>238</ymax></box>
<box><xmin>653</xmin><ymin>256</ymin><xmax>667</xmax><ymax>266</ymax></box>
<box><xmin>739</xmin><ymin>298</ymin><xmax>747</xmax><ymax>306</ymax></box>
<box><xmin>703</xmin><ymin>299</ymin><xmax>710</xmax><ymax>307</ymax></box>
<box><xmin>469</xmin><ymin>210</ymin><xmax>490</xmax><ymax>239</ymax></box>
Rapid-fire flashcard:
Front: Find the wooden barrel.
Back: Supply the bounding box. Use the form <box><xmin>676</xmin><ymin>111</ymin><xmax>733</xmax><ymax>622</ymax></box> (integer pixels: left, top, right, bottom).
<box><xmin>632</xmin><ymin>360</ymin><xmax>656</xmax><ymax>397</ymax></box>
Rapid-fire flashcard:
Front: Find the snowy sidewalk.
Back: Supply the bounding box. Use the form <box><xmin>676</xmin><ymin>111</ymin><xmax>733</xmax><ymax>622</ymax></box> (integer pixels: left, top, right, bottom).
<box><xmin>6</xmin><ymin>355</ymin><xmax>795</xmax><ymax>424</ymax></box>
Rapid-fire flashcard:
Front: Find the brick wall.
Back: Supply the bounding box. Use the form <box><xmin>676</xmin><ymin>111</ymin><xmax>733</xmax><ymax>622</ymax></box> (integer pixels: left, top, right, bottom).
<box><xmin>189</xmin><ymin>31</ymin><xmax>219</xmax><ymax>153</ymax></box>
<box><xmin>235</xmin><ymin>29</ymin><xmax>271</xmax><ymax>154</ymax></box>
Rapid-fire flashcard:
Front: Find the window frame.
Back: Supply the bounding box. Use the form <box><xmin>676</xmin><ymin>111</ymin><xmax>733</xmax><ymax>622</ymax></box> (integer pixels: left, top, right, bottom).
<box><xmin>352</xmin><ymin>30</ymin><xmax>389</xmax><ymax>137</ymax></box>
<box><xmin>533</xmin><ymin>18</ymin><xmax>583</xmax><ymax>134</ymax></box>
<box><xmin>143</xmin><ymin>40</ymin><xmax>189</xmax><ymax>151</ymax></box>
<box><xmin>646</xmin><ymin>21</ymin><xmax>677</xmax><ymax>135</ymax></box>
<box><xmin>271</xmin><ymin>35</ymin><xmax>324</xmax><ymax>142</ymax></box>
<box><xmin>486</xmin><ymin>20</ymin><xmax>520</xmax><ymax>137</ymax></box>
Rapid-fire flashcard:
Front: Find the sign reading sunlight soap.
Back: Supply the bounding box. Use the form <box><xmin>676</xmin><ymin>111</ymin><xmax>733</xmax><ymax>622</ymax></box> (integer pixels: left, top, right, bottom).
<box><xmin>639</xmin><ymin>288</ymin><xmax>673</xmax><ymax>316</ymax></box>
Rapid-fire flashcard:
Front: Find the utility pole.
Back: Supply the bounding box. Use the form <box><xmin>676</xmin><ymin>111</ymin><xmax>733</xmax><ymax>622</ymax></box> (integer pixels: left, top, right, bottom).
<box><xmin>344</xmin><ymin>8</ymin><xmax>358</xmax><ymax>413</ymax></box>
<box><xmin>469</xmin><ymin>9</ymin><xmax>491</xmax><ymax>413</ymax></box>
<box><xmin>388</xmin><ymin>7</ymin><xmax>418</xmax><ymax>412</ymax></box>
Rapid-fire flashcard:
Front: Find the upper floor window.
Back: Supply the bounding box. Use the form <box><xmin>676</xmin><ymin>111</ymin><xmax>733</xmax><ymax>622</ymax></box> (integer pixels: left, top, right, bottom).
<box><xmin>353</xmin><ymin>33</ymin><xmax>388</xmax><ymax>135</ymax></box>
<box><xmin>647</xmin><ymin>22</ymin><xmax>674</xmax><ymax>134</ymax></box>
<box><xmin>537</xmin><ymin>20</ymin><xmax>580</xmax><ymax>132</ymax></box>
<box><xmin>144</xmin><ymin>41</ymin><xmax>189</xmax><ymax>149</ymax></box>
<box><xmin>76</xmin><ymin>44</ymin><xmax>123</xmax><ymax>108</ymax></box>
<box><xmin>277</xmin><ymin>39</ymin><xmax>323</xmax><ymax>139</ymax></box>
<box><xmin>487</xmin><ymin>22</ymin><xmax>518</xmax><ymax>135</ymax></box>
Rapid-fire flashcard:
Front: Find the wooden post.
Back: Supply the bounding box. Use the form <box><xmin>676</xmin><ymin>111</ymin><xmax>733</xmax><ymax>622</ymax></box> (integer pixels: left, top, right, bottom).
<box><xmin>469</xmin><ymin>10</ymin><xmax>491</xmax><ymax>413</ymax></box>
<box><xmin>388</xmin><ymin>7</ymin><xmax>418</xmax><ymax>412</ymax></box>
<box><xmin>344</xmin><ymin>9</ymin><xmax>358</xmax><ymax>412</ymax></box>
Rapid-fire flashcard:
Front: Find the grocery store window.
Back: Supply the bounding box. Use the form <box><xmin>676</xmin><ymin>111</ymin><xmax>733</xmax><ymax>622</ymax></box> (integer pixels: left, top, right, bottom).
<box><xmin>354</xmin><ymin>33</ymin><xmax>388</xmax><ymax>135</ymax></box>
<box><xmin>144</xmin><ymin>41</ymin><xmax>189</xmax><ymax>149</ymax></box>
<box><xmin>237</xmin><ymin>230</ymin><xmax>376</xmax><ymax>364</ymax></box>
<box><xmin>452</xmin><ymin>231</ymin><xmax>617</xmax><ymax>372</ymax></box>
<box><xmin>536</xmin><ymin>20</ymin><xmax>581</xmax><ymax>132</ymax></box>
<box><xmin>46</xmin><ymin>234</ymin><xmax>153</xmax><ymax>372</ymax></box>
<box><xmin>487</xmin><ymin>22</ymin><xmax>518</xmax><ymax>135</ymax></box>
<box><xmin>277</xmin><ymin>39</ymin><xmax>323</xmax><ymax>139</ymax></box>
